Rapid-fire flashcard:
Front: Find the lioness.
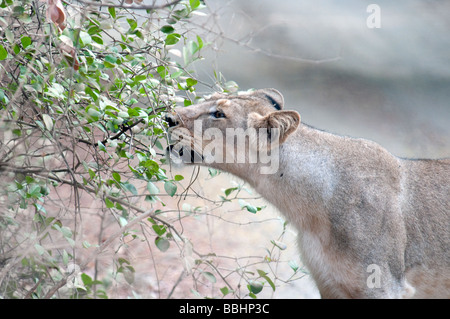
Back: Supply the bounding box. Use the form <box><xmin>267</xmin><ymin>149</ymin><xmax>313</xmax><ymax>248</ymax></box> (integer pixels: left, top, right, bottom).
<box><xmin>165</xmin><ymin>88</ymin><xmax>450</xmax><ymax>299</ymax></box>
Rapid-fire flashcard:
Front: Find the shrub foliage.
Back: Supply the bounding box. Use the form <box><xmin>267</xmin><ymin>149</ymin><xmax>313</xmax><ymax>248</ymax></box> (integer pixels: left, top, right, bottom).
<box><xmin>0</xmin><ymin>0</ymin><xmax>303</xmax><ymax>299</ymax></box>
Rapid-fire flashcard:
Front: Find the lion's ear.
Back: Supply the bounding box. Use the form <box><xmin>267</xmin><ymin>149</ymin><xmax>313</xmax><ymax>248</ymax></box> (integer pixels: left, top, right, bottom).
<box><xmin>247</xmin><ymin>110</ymin><xmax>300</xmax><ymax>148</ymax></box>
<box><xmin>254</xmin><ymin>88</ymin><xmax>285</xmax><ymax>110</ymax></box>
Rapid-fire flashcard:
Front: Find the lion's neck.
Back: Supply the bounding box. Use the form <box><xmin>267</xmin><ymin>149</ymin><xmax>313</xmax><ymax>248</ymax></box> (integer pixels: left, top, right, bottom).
<box><xmin>230</xmin><ymin>124</ymin><xmax>337</xmax><ymax>233</ymax></box>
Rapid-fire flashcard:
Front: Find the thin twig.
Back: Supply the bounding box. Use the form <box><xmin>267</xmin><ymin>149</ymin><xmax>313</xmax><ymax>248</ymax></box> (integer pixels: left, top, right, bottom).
<box><xmin>166</xmin><ymin>270</ymin><xmax>185</xmax><ymax>299</ymax></box>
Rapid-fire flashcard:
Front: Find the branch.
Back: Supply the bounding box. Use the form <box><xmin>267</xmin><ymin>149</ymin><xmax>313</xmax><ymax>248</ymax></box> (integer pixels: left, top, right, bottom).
<box><xmin>186</xmin><ymin>18</ymin><xmax>342</xmax><ymax>65</ymax></box>
<box><xmin>11</xmin><ymin>120</ymin><xmax>94</xmax><ymax>147</ymax></box>
<box><xmin>44</xmin><ymin>208</ymin><xmax>155</xmax><ymax>299</ymax></box>
<box><xmin>80</xmin><ymin>209</ymin><xmax>155</xmax><ymax>270</ymax></box>
<box><xmin>99</xmin><ymin>119</ymin><xmax>144</xmax><ymax>146</ymax></box>
<box><xmin>0</xmin><ymin>164</ymin><xmax>71</xmax><ymax>175</ymax></box>
<box><xmin>75</xmin><ymin>0</ymin><xmax>182</xmax><ymax>10</ymax></box>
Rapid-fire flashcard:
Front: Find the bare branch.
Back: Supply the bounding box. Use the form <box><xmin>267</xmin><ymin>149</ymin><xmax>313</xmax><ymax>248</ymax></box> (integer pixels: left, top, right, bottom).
<box><xmin>75</xmin><ymin>0</ymin><xmax>182</xmax><ymax>10</ymax></box>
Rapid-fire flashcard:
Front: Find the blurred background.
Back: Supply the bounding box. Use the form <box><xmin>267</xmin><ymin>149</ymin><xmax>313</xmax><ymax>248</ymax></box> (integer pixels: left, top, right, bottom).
<box><xmin>198</xmin><ymin>0</ymin><xmax>450</xmax><ymax>158</ymax></box>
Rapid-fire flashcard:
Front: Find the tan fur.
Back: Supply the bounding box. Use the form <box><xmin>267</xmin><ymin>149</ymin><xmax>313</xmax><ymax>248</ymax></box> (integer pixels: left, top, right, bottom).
<box><xmin>166</xmin><ymin>88</ymin><xmax>450</xmax><ymax>299</ymax></box>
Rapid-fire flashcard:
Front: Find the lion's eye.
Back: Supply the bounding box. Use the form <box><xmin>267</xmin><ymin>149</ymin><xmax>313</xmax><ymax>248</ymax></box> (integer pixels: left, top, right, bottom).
<box><xmin>211</xmin><ymin>110</ymin><xmax>226</xmax><ymax>119</ymax></box>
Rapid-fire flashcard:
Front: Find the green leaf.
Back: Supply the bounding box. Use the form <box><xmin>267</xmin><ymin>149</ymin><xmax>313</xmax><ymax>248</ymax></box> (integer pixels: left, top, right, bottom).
<box><xmin>103</xmin><ymin>61</ymin><xmax>115</xmax><ymax>68</ymax></box>
<box><xmin>0</xmin><ymin>89</ymin><xmax>7</xmax><ymax>104</ymax></box>
<box><xmin>81</xmin><ymin>273</ymin><xmax>93</xmax><ymax>286</ymax></box>
<box><xmin>257</xmin><ymin>269</ymin><xmax>267</xmax><ymax>277</ymax></box>
<box><xmin>133</xmin><ymin>74</ymin><xmax>146</xmax><ymax>83</ymax></box>
<box><xmin>105</xmin><ymin>55</ymin><xmax>117</xmax><ymax>64</ymax></box>
<box><xmin>82</xmin><ymin>241</ymin><xmax>91</xmax><ymax>248</ymax></box>
<box><xmin>186</xmin><ymin>78</ymin><xmax>197</xmax><ymax>87</ymax></box>
<box><xmin>239</xmin><ymin>199</ymin><xmax>258</xmax><ymax>214</ymax></box>
<box><xmin>201</xmin><ymin>271</ymin><xmax>216</xmax><ymax>283</ymax></box>
<box><xmin>157</xmin><ymin>65</ymin><xmax>168</xmax><ymax>78</ymax></box>
<box><xmin>127</xmin><ymin>18</ymin><xmax>137</xmax><ymax>31</ymax></box>
<box><xmin>0</xmin><ymin>45</ymin><xmax>7</xmax><ymax>60</ymax></box>
<box><xmin>5</xmin><ymin>29</ymin><xmax>14</xmax><ymax>44</ymax></box>
<box><xmin>108</xmin><ymin>7</ymin><xmax>116</xmax><ymax>19</ymax></box>
<box><xmin>122</xmin><ymin>182</ymin><xmax>138</xmax><ymax>195</ymax></box>
<box><xmin>60</xmin><ymin>226</ymin><xmax>73</xmax><ymax>238</ymax></box>
<box><xmin>34</xmin><ymin>203</ymin><xmax>47</xmax><ymax>214</ymax></box>
<box><xmin>13</xmin><ymin>6</ymin><xmax>25</xmax><ymax>15</ymax></box>
<box><xmin>88</xmin><ymin>168</ymin><xmax>96</xmax><ymax>179</ymax></box>
<box><xmin>79</xmin><ymin>31</ymin><xmax>92</xmax><ymax>46</ymax></box>
<box><xmin>122</xmin><ymin>266</ymin><xmax>135</xmax><ymax>285</ymax></box>
<box><xmin>196</xmin><ymin>35</ymin><xmax>204</xmax><ymax>50</ymax></box>
<box><xmin>18</xmin><ymin>14</ymin><xmax>32</xmax><ymax>24</ymax></box>
<box><xmin>147</xmin><ymin>181</ymin><xmax>160</xmax><ymax>194</ymax></box>
<box><xmin>20</xmin><ymin>36</ymin><xmax>31</xmax><ymax>48</ymax></box>
<box><xmin>155</xmin><ymin>237</ymin><xmax>170</xmax><ymax>252</ymax></box>
<box><xmin>224</xmin><ymin>187</ymin><xmax>238</xmax><ymax>197</ymax></box>
<box><xmin>85</xmin><ymin>87</ymin><xmax>99</xmax><ymax>102</ymax></box>
<box><xmin>263</xmin><ymin>278</ymin><xmax>275</xmax><ymax>292</ymax></box>
<box><xmin>174</xmin><ymin>175</ymin><xmax>184</xmax><ymax>181</ymax></box>
<box><xmin>42</xmin><ymin>114</ymin><xmax>53</xmax><ymax>131</ymax></box>
<box><xmin>91</xmin><ymin>35</ymin><xmax>103</xmax><ymax>45</ymax></box>
<box><xmin>208</xmin><ymin>168</ymin><xmax>219</xmax><ymax>178</ymax></box>
<box><xmin>248</xmin><ymin>281</ymin><xmax>263</xmax><ymax>294</ymax></box>
<box><xmin>118</xmin><ymin>257</ymin><xmax>130</xmax><ymax>265</ymax></box>
<box><xmin>13</xmin><ymin>44</ymin><xmax>20</xmax><ymax>55</ymax></box>
<box><xmin>152</xmin><ymin>224</ymin><xmax>166</xmax><ymax>236</ymax></box>
<box><xmin>188</xmin><ymin>40</ymin><xmax>199</xmax><ymax>55</ymax></box>
<box><xmin>112</xmin><ymin>171</ymin><xmax>121</xmax><ymax>183</ymax></box>
<box><xmin>105</xmin><ymin>197</ymin><xmax>114</xmax><ymax>209</ymax></box>
<box><xmin>118</xmin><ymin>216</ymin><xmax>128</xmax><ymax>227</ymax></box>
<box><xmin>98</xmin><ymin>141</ymin><xmax>107</xmax><ymax>152</ymax></box>
<box><xmin>168</xmin><ymin>71</ymin><xmax>182</xmax><ymax>80</ymax></box>
<box><xmin>62</xmin><ymin>249</ymin><xmax>69</xmax><ymax>265</ymax></box>
<box><xmin>257</xmin><ymin>270</ymin><xmax>276</xmax><ymax>291</ymax></box>
<box><xmin>161</xmin><ymin>25</ymin><xmax>175</xmax><ymax>34</ymax></box>
<box><xmin>165</xmin><ymin>33</ymin><xmax>181</xmax><ymax>45</ymax></box>
<box><xmin>220</xmin><ymin>286</ymin><xmax>230</xmax><ymax>296</ymax></box>
<box><xmin>190</xmin><ymin>0</ymin><xmax>200</xmax><ymax>10</ymax></box>
<box><xmin>104</xmin><ymin>55</ymin><xmax>117</xmax><ymax>67</ymax></box>
<box><xmin>164</xmin><ymin>181</ymin><xmax>177</xmax><ymax>197</ymax></box>
<box><xmin>271</xmin><ymin>240</ymin><xmax>287</xmax><ymax>250</ymax></box>
<box><xmin>40</xmin><ymin>185</ymin><xmax>50</xmax><ymax>196</ymax></box>
<box><xmin>288</xmin><ymin>260</ymin><xmax>299</xmax><ymax>272</ymax></box>
<box><xmin>28</xmin><ymin>184</ymin><xmax>41</xmax><ymax>198</ymax></box>
<box><xmin>127</xmin><ymin>107</ymin><xmax>140</xmax><ymax>117</ymax></box>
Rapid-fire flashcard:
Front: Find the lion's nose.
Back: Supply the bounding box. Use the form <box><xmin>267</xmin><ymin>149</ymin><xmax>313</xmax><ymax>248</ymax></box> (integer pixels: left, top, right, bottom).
<box><xmin>164</xmin><ymin>113</ymin><xmax>179</xmax><ymax>128</ymax></box>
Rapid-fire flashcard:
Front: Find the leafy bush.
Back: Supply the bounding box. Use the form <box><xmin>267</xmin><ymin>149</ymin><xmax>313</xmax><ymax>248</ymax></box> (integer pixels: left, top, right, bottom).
<box><xmin>0</xmin><ymin>0</ymin><xmax>304</xmax><ymax>299</ymax></box>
